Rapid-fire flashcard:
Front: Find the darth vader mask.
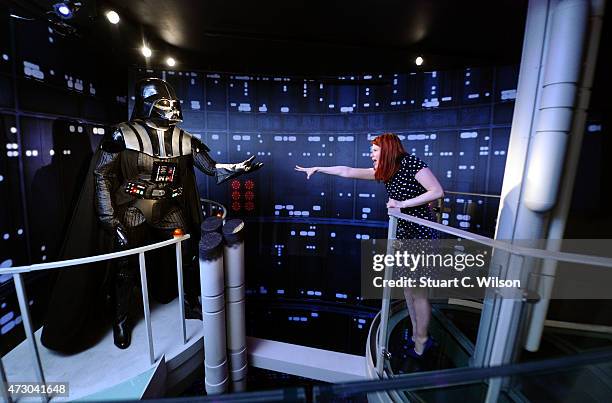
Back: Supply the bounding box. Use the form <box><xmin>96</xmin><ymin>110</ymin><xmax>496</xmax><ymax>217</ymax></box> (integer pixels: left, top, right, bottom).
<box><xmin>131</xmin><ymin>78</ymin><xmax>183</xmax><ymax>125</ymax></box>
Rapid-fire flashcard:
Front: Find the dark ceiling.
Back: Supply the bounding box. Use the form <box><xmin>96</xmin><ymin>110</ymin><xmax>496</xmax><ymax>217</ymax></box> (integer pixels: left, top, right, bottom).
<box><xmin>5</xmin><ymin>0</ymin><xmax>529</xmax><ymax>74</ymax></box>
<box><xmin>110</xmin><ymin>0</ymin><xmax>529</xmax><ymax>74</ymax></box>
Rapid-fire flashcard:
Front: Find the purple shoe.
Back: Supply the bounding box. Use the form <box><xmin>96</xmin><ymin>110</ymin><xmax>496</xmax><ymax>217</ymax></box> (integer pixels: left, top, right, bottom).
<box><xmin>407</xmin><ymin>337</ymin><xmax>434</xmax><ymax>359</ymax></box>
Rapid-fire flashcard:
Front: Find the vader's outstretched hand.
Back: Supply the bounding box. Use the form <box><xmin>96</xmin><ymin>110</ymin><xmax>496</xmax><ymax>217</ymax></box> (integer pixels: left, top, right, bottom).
<box><xmin>215</xmin><ymin>155</ymin><xmax>263</xmax><ymax>184</ymax></box>
<box><xmin>237</xmin><ymin>155</ymin><xmax>263</xmax><ymax>173</ymax></box>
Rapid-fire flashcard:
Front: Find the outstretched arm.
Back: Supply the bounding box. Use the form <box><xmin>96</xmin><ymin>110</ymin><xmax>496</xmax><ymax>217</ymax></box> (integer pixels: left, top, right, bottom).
<box><xmin>295</xmin><ymin>165</ymin><xmax>375</xmax><ymax>180</ymax></box>
<box><xmin>192</xmin><ymin>137</ymin><xmax>263</xmax><ymax>184</ymax></box>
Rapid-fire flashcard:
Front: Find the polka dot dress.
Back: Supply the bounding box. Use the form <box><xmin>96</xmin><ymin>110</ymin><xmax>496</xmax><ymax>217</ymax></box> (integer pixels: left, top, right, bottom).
<box><xmin>384</xmin><ymin>154</ymin><xmax>437</xmax><ymax>279</ymax></box>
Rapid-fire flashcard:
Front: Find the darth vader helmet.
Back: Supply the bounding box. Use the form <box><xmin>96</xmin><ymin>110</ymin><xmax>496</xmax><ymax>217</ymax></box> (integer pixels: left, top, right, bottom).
<box><xmin>131</xmin><ymin>78</ymin><xmax>183</xmax><ymax>125</ymax></box>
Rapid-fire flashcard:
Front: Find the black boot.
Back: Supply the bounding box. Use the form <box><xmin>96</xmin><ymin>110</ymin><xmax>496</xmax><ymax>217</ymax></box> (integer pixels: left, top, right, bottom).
<box><xmin>183</xmin><ymin>255</ymin><xmax>203</xmax><ymax>320</ymax></box>
<box><xmin>184</xmin><ymin>295</ymin><xmax>203</xmax><ymax>320</ymax></box>
<box><xmin>113</xmin><ymin>315</ymin><xmax>132</xmax><ymax>349</ymax></box>
<box><xmin>113</xmin><ymin>263</ymin><xmax>136</xmax><ymax>349</ymax></box>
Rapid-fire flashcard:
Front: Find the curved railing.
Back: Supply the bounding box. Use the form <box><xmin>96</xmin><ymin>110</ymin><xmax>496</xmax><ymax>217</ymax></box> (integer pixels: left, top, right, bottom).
<box><xmin>0</xmin><ymin>234</ymin><xmax>190</xmax><ymax>402</ymax></box>
<box><xmin>200</xmin><ymin>198</ymin><xmax>228</xmax><ymax>221</ymax></box>
<box><xmin>324</xmin><ymin>347</ymin><xmax>612</xmax><ymax>402</ymax></box>
<box><xmin>1</xmin><ymin>198</ymin><xmax>229</xmax><ymax>401</ymax></box>
<box><xmin>4</xmin><ymin>205</ymin><xmax>612</xmax><ymax>401</ymax></box>
<box><xmin>389</xmin><ymin>209</ymin><xmax>612</xmax><ymax>267</ymax></box>
<box><xmin>373</xmin><ymin>208</ymin><xmax>612</xmax><ymax>380</ymax></box>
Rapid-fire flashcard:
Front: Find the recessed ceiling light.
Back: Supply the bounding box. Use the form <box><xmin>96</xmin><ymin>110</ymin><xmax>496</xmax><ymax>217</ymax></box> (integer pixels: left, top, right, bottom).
<box><xmin>415</xmin><ymin>56</ymin><xmax>424</xmax><ymax>66</ymax></box>
<box><xmin>105</xmin><ymin>10</ymin><xmax>120</xmax><ymax>24</ymax></box>
<box><xmin>53</xmin><ymin>2</ymin><xmax>78</xmax><ymax>19</ymax></box>
<box><xmin>166</xmin><ymin>57</ymin><xmax>176</xmax><ymax>67</ymax></box>
<box><xmin>141</xmin><ymin>45</ymin><xmax>152</xmax><ymax>58</ymax></box>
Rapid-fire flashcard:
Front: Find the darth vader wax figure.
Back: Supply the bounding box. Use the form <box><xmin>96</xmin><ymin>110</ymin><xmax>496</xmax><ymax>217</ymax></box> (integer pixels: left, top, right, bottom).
<box><xmin>41</xmin><ymin>78</ymin><xmax>262</xmax><ymax>352</ymax></box>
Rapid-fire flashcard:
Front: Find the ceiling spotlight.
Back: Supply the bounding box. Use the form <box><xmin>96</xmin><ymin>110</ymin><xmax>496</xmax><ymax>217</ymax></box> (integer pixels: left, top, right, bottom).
<box><xmin>415</xmin><ymin>56</ymin><xmax>424</xmax><ymax>66</ymax></box>
<box><xmin>141</xmin><ymin>45</ymin><xmax>152</xmax><ymax>58</ymax></box>
<box><xmin>53</xmin><ymin>1</ymin><xmax>81</xmax><ymax>19</ymax></box>
<box><xmin>105</xmin><ymin>10</ymin><xmax>120</xmax><ymax>24</ymax></box>
<box><xmin>166</xmin><ymin>57</ymin><xmax>176</xmax><ymax>67</ymax></box>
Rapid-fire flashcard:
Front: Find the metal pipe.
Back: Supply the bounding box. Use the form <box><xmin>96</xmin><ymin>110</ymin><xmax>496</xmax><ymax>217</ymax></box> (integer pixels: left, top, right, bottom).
<box><xmin>443</xmin><ymin>191</ymin><xmax>501</xmax><ymax>199</ymax></box>
<box><xmin>523</xmin><ymin>0</ymin><xmax>590</xmax><ymax>212</ymax></box>
<box><xmin>475</xmin><ymin>0</ymin><xmax>553</xmax><ymax>370</ymax></box>
<box><xmin>202</xmin><ymin>216</ymin><xmax>224</xmax><ymax>234</ymax></box>
<box><xmin>525</xmin><ymin>0</ymin><xmax>606</xmax><ymax>351</ymax></box>
<box><xmin>0</xmin><ymin>357</ymin><xmax>11</xmax><ymax>403</ymax></box>
<box><xmin>13</xmin><ymin>273</ymin><xmax>48</xmax><ymax>402</ymax></box>
<box><xmin>222</xmin><ymin>219</ymin><xmax>248</xmax><ymax>387</ymax></box>
<box><xmin>199</xmin><ymin>231</ymin><xmax>228</xmax><ymax>394</ymax></box>
<box><xmin>4</xmin><ymin>235</ymin><xmax>190</xmax><ymax>275</ymax></box>
<box><xmin>482</xmin><ymin>0</ymin><xmax>592</xmax><ymax>400</ymax></box>
<box><xmin>387</xmin><ymin>210</ymin><xmax>612</xmax><ymax>268</ymax></box>
<box><xmin>139</xmin><ymin>252</ymin><xmax>155</xmax><ymax>365</ymax></box>
<box><xmin>376</xmin><ymin>213</ymin><xmax>398</xmax><ymax>376</ymax></box>
<box><xmin>175</xmin><ymin>240</ymin><xmax>187</xmax><ymax>345</ymax></box>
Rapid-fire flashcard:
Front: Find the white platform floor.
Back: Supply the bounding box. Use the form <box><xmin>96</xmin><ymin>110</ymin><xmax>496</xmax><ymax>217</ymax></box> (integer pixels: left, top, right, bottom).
<box><xmin>3</xmin><ymin>299</ymin><xmax>203</xmax><ymax>401</ymax></box>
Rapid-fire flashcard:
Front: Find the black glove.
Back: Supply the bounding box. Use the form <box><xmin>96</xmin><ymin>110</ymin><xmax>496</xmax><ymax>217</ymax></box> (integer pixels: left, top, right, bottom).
<box><xmin>239</xmin><ymin>155</ymin><xmax>264</xmax><ymax>173</ymax></box>
<box><xmin>215</xmin><ymin>155</ymin><xmax>263</xmax><ymax>184</ymax></box>
<box><xmin>115</xmin><ymin>223</ymin><xmax>129</xmax><ymax>249</ymax></box>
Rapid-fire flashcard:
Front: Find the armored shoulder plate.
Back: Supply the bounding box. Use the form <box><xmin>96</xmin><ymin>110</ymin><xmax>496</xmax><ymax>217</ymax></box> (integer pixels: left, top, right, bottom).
<box><xmin>100</xmin><ymin>128</ymin><xmax>127</xmax><ymax>153</ymax></box>
<box><xmin>114</xmin><ymin>121</ymin><xmax>194</xmax><ymax>158</ymax></box>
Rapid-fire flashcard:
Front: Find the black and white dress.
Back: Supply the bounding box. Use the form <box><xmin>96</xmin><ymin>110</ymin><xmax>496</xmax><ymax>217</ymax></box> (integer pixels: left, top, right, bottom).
<box><xmin>384</xmin><ymin>154</ymin><xmax>437</xmax><ymax>279</ymax></box>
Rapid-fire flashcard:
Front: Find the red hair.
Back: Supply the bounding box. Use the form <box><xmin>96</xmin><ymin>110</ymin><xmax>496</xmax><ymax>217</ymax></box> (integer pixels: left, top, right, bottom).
<box><xmin>372</xmin><ymin>133</ymin><xmax>407</xmax><ymax>182</ymax></box>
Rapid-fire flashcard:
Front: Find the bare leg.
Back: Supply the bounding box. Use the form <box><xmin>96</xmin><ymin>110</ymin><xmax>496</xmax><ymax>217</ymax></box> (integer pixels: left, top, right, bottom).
<box><xmin>412</xmin><ymin>290</ymin><xmax>431</xmax><ymax>354</ymax></box>
<box><xmin>403</xmin><ymin>287</ymin><xmax>417</xmax><ymax>342</ymax></box>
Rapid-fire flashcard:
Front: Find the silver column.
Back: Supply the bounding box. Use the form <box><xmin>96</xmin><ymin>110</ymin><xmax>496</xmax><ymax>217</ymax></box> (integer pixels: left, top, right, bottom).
<box><xmin>222</xmin><ymin>219</ymin><xmax>248</xmax><ymax>391</ymax></box>
<box><xmin>199</xmin><ymin>231</ymin><xmax>228</xmax><ymax>394</ymax></box>
<box><xmin>476</xmin><ymin>0</ymin><xmax>555</xmax><ymax>369</ymax></box>
<box><xmin>473</xmin><ymin>0</ymin><xmax>594</xmax><ymax>401</ymax></box>
<box><xmin>523</xmin><ymin>0</ymin><xmax>591</xmax><ymax>211</ymax></box>
<box><xmin>525</xmin><ymin>0</ymin><xmax>606</xmax><ymax>351</ymax></box>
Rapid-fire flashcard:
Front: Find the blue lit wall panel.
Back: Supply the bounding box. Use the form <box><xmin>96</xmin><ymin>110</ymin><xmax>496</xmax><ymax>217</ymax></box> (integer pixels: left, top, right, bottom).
<box><xmin>0</xmin><ymin>76</ymin><xmax>13</xmax><ymax>108</ymax></box>
<box><xmin>489</xmin><ymin>128</ymin><xmax>511</xmax><ymax>195</ymax></box>
<box><xmin>0</xmin><ymin>13</ymin><xmax>13</xmax><ymax>109</ymax></box>
<box><xmin>20</xmin><ymin>118</ymin><xmax>96</xmax><ymax>263</ymax></box>
<box><xmin>125</xmin><ymin>66</ymin><xmax>519</xmax><ymax>316</ymax></box>
<box><xmin>1</xmin><ymin>13</ymin><xmax>127</xmax><ymax>352</ymax></box>
<box><xmin>0</xmin><ymin>12</ymin><xmax>10</xmax><ymax>76</ymax></box>
<box><xmin>0</xmin><ymin>114</ymin><xmax>28</xmax><ymax>267</ymax></box>
<box><xmin>128</xmin><ymin>66</ymin><xmax>518</xmax><ymax>240</ymax></box>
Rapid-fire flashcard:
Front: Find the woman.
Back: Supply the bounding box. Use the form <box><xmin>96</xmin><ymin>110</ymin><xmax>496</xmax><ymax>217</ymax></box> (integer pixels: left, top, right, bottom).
<box><xmin>295</xmin><ymin>133</ymin><xmax>444</xmax><ymax>357</ymax></box>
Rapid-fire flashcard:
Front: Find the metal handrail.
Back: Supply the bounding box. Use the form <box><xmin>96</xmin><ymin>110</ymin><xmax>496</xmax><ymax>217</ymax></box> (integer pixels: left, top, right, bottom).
<box><xmin>375</xmin><ymin>209</ymin><xmax>612</xmax><ymax>378</ymax></box>
<box><xmin>319</xmin><ymin>347</ymin><xmax>612</xmax><ymax>399</ymax></box>
<box><xmin>443</xmin><ymin>190</ymin><xmax>501</xmax><ymax>198</ymax></box>
<box><xmin>2</xmin><ymin>235</ymin><xmax>190</xmax><ymax>275</ymax></box>
<box><xmin>1</xmin><ymin>234</ymin><xmax>191</xmax><ymax>403</ymax></box>
<box><xmin>388</xmin><ymin>208</ymin><xmax>612</xmax><ymax>268</ymax></box>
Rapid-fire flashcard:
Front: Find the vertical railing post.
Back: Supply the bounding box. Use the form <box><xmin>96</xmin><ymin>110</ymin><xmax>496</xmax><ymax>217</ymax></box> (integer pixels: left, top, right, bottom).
<box><xmin>175</xmin><ymin>239</ymin><xmax>187</xmax><ymax>345</ymax></box>
<box><xmin>0</xmin><ymin>350</ymin><xmax>13</xmax><ymax>403</ymax></box>
<box><xmin>376</xmin><ymin>213</ymin><xmax>398</xmax><ymax>376</ymax></box>
<box><xmin>138</xmin><ymin>252</ymin><xmax>155</xmax><ymax>365</ymax></box>
<box><xmin>13</xmin><ymin>273</ymin><xmax>48</xmax><ymax>402</ymax></box>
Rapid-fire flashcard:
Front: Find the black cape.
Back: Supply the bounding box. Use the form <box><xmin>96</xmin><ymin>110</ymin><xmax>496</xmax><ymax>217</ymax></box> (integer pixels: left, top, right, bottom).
<box><xmin>40</xmin><ymin>145</ymin><xmax>203</xmax><ymax>353</ymax></box>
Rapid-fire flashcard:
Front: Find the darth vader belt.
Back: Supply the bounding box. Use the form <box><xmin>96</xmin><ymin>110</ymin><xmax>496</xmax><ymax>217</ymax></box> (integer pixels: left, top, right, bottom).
<box><xmin>124</xmin><ymin>180</ymin><xmax>182</xmax><ymax>200</ymax></box>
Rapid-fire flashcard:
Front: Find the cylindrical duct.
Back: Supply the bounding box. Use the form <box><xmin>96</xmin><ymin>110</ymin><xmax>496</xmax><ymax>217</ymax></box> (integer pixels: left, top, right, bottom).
<box><xmin>222</xmin><ymin>219</ymin><xmax>248</xmax><ymax>384</ymax></box>
<box><xmin>523</xmin><ymin>0</ymin><xmax>590</xmax><ymax>212</ymax></box>
<box><xmin>525</xmin><ymin>0</ymin><xmax>606</xmax><ymax>351</ymax></box>
<box><xmin>201</xmin><ymin>216</ymin><xmax>224</xmax><ymax>234</ymax></box>
<box><xmin>199</xmin><ymin>231</ymin><xmax>228</xmax><ymax>394</ymax></box>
